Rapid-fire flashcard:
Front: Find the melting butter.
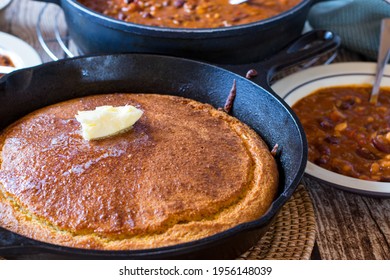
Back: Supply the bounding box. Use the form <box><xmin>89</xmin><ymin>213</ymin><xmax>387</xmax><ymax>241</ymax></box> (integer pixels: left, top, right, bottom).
<box><xmin>75</xmin><ymin>105</ymin><xmax>143</xmax><ymax>140</ymax></box>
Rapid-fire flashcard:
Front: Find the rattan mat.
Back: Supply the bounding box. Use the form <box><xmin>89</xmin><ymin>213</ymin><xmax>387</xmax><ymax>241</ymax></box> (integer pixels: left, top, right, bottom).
<box><xmin>238</xmin><ymin>184</ymin><xmax>316</xmax><ymax>260</ymax></box>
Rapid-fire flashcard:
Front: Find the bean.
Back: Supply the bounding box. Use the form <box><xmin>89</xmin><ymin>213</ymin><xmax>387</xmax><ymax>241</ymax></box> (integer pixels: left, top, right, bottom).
<box><xmin>127</xmin><ymin>2</ymin><xmax>139</xmax><ymax>12</ymax></box>
<box><xmin>314</xmin><ymin>156</ymin><xmax>329</xmax><ymax>166</ymax></box>
<box><xmin>370</xmin><ymin>162</ymin><xmax>380</xmax><ymax>174</ymax></box>
<box><xmin>173</xmin><ymin>0</ymin><xmax>185</xmax><ymax>8</ymax></box>
<box><xmin>329</xmin><ymin>109</ymin><xmax>346</xmax><ymax>122</ymax></box>
<box><xmin>137</xmin><ymin>1</ymin><xmax>145</xmax><ymax>8</ymax></box>
<box><xmin>356</xmin><ymin>147</ymin><xmax>378</xmax><ymax>160</ymax></box>
<box><xmin>315</xmin><ymin>143</ymin><xmax>331</xmax><ymax>156</ymax></box>
<box><xmin>334</xmin><ymin>122</ymin><xmax>347</xmax><ymax>132</ymax></box>
<box><xmin>324</xmin><ymin>136</ymin><xmax>340</xmax><ymax>145</ymax></box>
<box><xmin>141</xmin><ymin>12</ymin><xmax>153</xmax><ymax>18</ymax></box>
<box><xmin>337</xmin><ymin>97</ymin><xmax>356</xmax><ymax>110</ymax></box>
<box><xmin>184</xmin><ymin>3</ymin><xmax>196</xmax><ymax>11</ymax></box>
<box><xmin>117</xmin><ymin>12</ymin><xmax>126</xmax><ymax>20</ymax></box>
<box><xmin>318</xmin><ymin>117</ymin><xmax>334</xmax><ymax>130</ymax></box>
<box><xmin>380</xmin><ymin>160</ymin><xmax>390</xmax><ymax>168</ymax></box>
<box><xmin>245</xmin><ymin>69</ymin><xmax>258</xmax><ymax>79</ymax></box>
<box><xmin>331</xmin><ymin>159</ymin><xmax>359</xmax><ymax>177</ymax></box>
<box><xmin>372</xmin><ymin>135</ymin><xmax>390</xmax><ymax>153</ymax></box>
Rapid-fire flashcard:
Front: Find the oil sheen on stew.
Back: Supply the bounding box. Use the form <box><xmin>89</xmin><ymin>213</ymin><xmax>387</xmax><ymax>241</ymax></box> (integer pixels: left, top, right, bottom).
<box><xmin>292</xmin><ymin>85</ymin><xmax>390</xmax><ymax>182</ymax></box>
<box><xmin>78</xmin><ymin>0</ymin><xmax>302</xmax><ymax>28</ymax></box>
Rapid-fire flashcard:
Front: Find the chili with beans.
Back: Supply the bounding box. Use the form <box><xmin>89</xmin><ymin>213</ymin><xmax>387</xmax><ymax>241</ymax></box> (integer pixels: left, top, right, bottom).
<box><xmin>292</xmin><ymin>85</ymin><xmax>390</xmax><ymax>182</ymax></box>
<box><xmin>0</xmin><ymin>54</ymin><xmax>13</xmax><ymax>67</ymax></box>
<box><xmin>78</xmin><ymin>0</ymin><xmax>301</xmax><ymax>28</ymax></box>
<box><xmin>0</xmin><ymin>54</ymin><xmax>14</xmax><ymax>78</ymax></box>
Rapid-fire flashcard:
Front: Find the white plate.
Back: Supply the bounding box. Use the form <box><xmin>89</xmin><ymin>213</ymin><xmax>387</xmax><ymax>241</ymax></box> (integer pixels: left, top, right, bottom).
<box><xmin>272</xmin><ymin>62</ymin><xmax>390</xmax><ymax>197</ymax></box>
<box><xmin>0</xmin><ymin>31</ymin><xmax>41</xmax><ymax>71</ymax></box>
<box><xmin>0</xmin><ymin>0</ymin><xmax>11</xmax><ymax>10</ymax></box>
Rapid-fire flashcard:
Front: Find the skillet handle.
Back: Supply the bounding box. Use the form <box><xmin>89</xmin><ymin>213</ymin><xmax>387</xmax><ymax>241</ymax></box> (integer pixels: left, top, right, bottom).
<box><xmin>263</xmin><ymin>30</ymin><xmax>340</xmax><ymax>80</ymax></box>
<box><xmin>227</xmin><ymin>30</ymin><xmax>341</xmax><ymax>92</ymax></box>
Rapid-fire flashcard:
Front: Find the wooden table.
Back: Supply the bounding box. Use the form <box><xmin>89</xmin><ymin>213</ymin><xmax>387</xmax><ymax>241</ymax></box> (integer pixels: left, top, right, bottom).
<box><xmin>1</xmin><ymin>0</ymin><xmax>390</xmax><ymax>260</ymax></box>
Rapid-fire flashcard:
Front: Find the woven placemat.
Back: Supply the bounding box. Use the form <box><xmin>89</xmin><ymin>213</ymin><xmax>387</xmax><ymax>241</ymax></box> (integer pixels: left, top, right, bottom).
<box><xmin>238</xmin><ymin>184</ymin><xmax>316</xmax><ymax>260</ymax></box>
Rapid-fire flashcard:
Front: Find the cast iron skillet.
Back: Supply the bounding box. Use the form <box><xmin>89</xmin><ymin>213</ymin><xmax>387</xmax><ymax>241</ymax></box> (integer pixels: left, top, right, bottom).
<box><xmin>0</xmin><ymin>31</ymin><xmax>340</xmax><ymax>259</ymax></box>
<box><xmin>37</xmin><ymin>0</ymin><xmax>323</xmax><ymax>64</ymax></box>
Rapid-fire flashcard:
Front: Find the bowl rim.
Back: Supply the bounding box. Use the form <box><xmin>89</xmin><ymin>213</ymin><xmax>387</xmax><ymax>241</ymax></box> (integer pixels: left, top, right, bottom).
<box><xmin>0</xmin><ymin>0</ymin><xmax>11</xmax><ymax>11</ymax></box>
<box><xmin>0</xmin><ymin>31</ymin><xmax>41</xmax><ymax>71</ymax></box>
<box><xmin>272</xmin><ymin>62</ymin><xmax>390</xmax><ymax>197</ymax></box>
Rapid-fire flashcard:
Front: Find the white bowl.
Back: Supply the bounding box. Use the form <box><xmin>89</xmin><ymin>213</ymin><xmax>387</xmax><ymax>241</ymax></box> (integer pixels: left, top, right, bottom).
<box><xmin>272</xmin><ymin>62</ymin><xmax>390</xmax><ymax>197</ymax></box>
<box><xmin>0</xmin><ymin>0</ymin><xmax>11</xmax><ymax>10</ymax></box>
<box><xmin>0</xmin><ymin>31</ymin><xmax>41</xmax><ymax>72</ymax></box>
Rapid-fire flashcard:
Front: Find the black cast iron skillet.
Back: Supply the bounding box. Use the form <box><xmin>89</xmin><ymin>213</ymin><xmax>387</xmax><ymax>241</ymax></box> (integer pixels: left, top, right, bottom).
<box><xmin>37</xmin><ymin>0</ymin><xmax>324</xmax><ymax>64</ymax></box>
<box><xmin>0</xmin><ymin>30</ymin><xmax>340</xmax><ymax>259</ymax></box>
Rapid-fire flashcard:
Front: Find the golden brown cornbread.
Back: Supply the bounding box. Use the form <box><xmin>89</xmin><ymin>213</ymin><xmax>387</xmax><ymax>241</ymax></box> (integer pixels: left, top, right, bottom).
<box><xmin>0</xmin><ymin>94</ymin><xmax>278</xmax><ymax>250</ymax></box>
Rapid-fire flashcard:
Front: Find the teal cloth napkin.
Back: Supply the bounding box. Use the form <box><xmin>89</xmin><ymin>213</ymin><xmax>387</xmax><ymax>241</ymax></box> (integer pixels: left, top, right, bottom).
<box><xmin>308</xmin><ymin>0</ymin><xmax>390</xmax><ymax>60</ymax></box>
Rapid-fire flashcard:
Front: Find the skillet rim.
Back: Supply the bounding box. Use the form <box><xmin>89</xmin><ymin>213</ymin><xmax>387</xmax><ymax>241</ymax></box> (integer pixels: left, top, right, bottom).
<box><xmin>61</xmin><ymin>0</ymin><xmax>314</xmax><ymax>36</ymax></box>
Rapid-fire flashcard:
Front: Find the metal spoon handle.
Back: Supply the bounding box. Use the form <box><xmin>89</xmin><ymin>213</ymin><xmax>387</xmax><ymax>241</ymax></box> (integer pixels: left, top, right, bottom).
<box><xmin>370</xmin><ymin>18</ymin><xmax>390</xmax><ymax>104</ymax></box>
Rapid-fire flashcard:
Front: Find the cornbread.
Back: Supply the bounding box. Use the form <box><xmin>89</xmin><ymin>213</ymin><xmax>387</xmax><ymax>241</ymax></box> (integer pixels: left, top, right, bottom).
<box><xmin>0</xmin><ymin>93</ymin><xmax>278</xmax><ymax>250</ymax></box>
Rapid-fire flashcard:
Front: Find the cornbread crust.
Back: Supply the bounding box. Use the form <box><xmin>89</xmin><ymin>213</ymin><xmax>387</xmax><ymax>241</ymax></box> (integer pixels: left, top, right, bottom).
<box><xmin>0</xmin><ymin>94</ymin><xmax>278</xmax><ymax>250</ymax></box>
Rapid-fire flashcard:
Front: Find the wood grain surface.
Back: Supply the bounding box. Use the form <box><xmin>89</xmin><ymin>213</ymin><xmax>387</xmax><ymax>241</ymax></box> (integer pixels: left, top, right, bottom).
<box><xmin>305</xmin><ymin>177</ymin><xmax>390</xmax><ymax>260</ymax></box>
<box><xmin>1</xmin><ymin>0</ymin><xmax>73</xmax><ymax>62</ymax></box>
<box><xmin>1</xmin><ymin>0</ymin><xmax>390</xmax><ymax>260</ymax></box>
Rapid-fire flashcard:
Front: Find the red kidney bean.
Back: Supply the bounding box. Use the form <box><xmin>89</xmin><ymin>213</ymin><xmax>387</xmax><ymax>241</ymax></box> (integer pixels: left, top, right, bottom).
<box><xmin>318</xmin><ymin>117</ymin><xmax>334</xmax><ymax>130</ymax></box>
<box><xmin>324</xmin><ymin>136</ymin><xmax>340</xmax><ymax>145</ymax></box>
<box><xmin>355</xmin><ymin>147</ymin><xmax>379</xmax><ymax>160</ymax></box>
<box><xmin>315</xmin><ymin>143</ymin><xmax>331</xmax><ymax>156</ymax></box>
<box><xmin>173</xmin><ymin>0</ymin><xmax>185</xmax><ymax>8</ymax></box>
<box><xmin>314</xmin><ymin>156</ymin><xmax>329</xmax><ymax>166</ymax></box>
<box><xmin>372</xmin><ymin>136</ymin><xmax>390</xmax><ymax>153</ymax></box>
<box><xmin>337</xmin><ymin>98</ymin><xmax>356</xmax><ymax>110</ymax></box>
<box><xmin>245</xmin><ymin>69</ymin><xmax>258</xmax><ymax>79</ymax></box>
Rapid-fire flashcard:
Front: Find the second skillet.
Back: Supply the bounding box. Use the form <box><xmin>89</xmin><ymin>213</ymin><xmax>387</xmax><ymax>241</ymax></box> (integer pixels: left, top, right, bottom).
<box><xmin>0</xmin><ymin>31</ymin><xmax>339</xmax><ymax>259</ymax></box>
<box><xmin>37</xmin><ymin>0</ymin><xmax>323</xmax><ymax>64</ymax></box>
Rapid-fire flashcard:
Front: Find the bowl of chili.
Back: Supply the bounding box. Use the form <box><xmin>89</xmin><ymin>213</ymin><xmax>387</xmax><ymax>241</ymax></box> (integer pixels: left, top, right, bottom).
<box><xmin>0</xmin><ymin>0</ymin><xmax>11</xmax><ymax>11</ymax></box>
<box><xmin>0</xmin><ymin>31</ymin><xmax>41</xmax><ymax>77</ymax></box>
<box><xmin>272</xmin><ymin>62</ymin><xmax>390</xmax><ymax>197</ymax></box>
<box><xmin>34</xmin><ymin>0</ymin><xmax>321</xmax><ymax>64</ymax></box>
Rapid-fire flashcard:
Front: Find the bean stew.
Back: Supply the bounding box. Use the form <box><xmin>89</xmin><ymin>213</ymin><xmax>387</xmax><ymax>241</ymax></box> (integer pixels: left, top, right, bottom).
<box><xmin>0</xmin><ymin>54</ymin><xmax>14</xmax><ymax>78</ymax></box>
<box><xmin>0</xmin><ymin>54</ymin><xmax>14</xmax><ymax>67</ymax></box>
<box><xmin>292</xmin><ymin>85</ymin><xmax>390</xmax><ymax>182</ymax></box>
<box><xmin>78</xmin><ymin>0</ymin><xmax>302</xmax><ymax>28</ymax></box>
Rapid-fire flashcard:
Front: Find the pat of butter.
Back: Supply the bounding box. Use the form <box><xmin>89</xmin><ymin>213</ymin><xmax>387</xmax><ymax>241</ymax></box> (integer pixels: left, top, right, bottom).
<box><xmin>75</xmin><ymin>105</ymin><xmax>143</xmax><ymax>140</ymax></box>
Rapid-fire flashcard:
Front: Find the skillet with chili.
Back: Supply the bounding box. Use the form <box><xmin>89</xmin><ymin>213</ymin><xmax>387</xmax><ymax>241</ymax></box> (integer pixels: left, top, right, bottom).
<box><xmin>78</xmin><ymin>0</ymin><xmax>302</xmax><ymax>28</ymax></box>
